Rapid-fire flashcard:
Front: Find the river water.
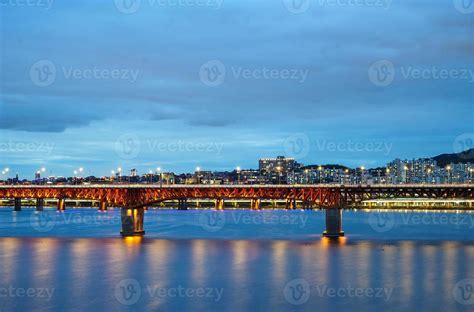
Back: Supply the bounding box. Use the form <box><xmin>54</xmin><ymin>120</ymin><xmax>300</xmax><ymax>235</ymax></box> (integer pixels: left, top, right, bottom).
<box><xmin>1</xmin><ymin>208</ymin><xmax>474</xmax><ymax>311</ymax></box>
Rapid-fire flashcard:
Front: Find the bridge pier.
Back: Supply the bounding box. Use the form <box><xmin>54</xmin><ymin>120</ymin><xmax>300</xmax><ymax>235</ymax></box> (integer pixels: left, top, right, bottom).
<box><xmin>36</xmin><ymin>198</ymin><xmax>44</xmax><ymax>211</ymax></box>
<box><xmin>322</xmin><ymin>208</ymin><xmax>344</xmax><ymax>238</ymax></box>
<box><xmin>215</xmin><ymin>199</ymin><xmax>224</xmax><ymax>210</ymax></box>
<box><xmin>98</xmin><ymin>200</ymin><xmax>107</xmax><ymax>211</ymax></box>
<box><xmin>14</xmin><ymin>198</ymin><xmax>22</xmax><ymax>212</ymax></box>
<box><xmin>178</xmin><ymin>199</ymin><xmax>188</xmax><ymax>210</ymax></box>
<box><xmin>286</xmin><ymin>199</ymin><xmax>296</xmax><ymax>210</ymax></box>
<box><xmin>57</xmin><ymin>199</ymin><xmax>66</xmax><ymax>211</ymax></box>
<box><xmin>121</xmin><ymin>208</ymin><xmax>145</xmax><ymax>236</ymax></box>
<box><xmin>251</xmin><ymin>199</ymin><xmax>261</xmax><ymax>210</ymax></box>
<box><xmin>302</xmin><ymin>201</ymin><xmax>313</xmax><ymax>210</ymax></box>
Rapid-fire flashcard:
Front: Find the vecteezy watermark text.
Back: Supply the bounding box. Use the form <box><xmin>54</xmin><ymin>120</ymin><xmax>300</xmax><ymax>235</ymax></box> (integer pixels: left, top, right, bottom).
<box><xmin>114</xmin><ymin>0</ymin><xmax>223</xmax><ymax>14</ymax></box>
<box><xmin>114</xmin><ymin>279</ymin><xmax>224</xmax><ymax>305</ymax></box>
<box><xmin>199</xmin><ymin>60</ymin><xmax>309</xmax><ymax>86</ymax></box>
<box><xmin>369</xmin><ymin>60</ymin><xmax>474</xmax><ymax>87</ymax></box>
<box><xmin>0</xmin><ymin>0</ymin><xmax>54</xmax><ymax>9</ymax></box>
<box><xmin>0</xmin><ymin>286</ymin><xmax>55</xmax><ymax>300</ymax></box>
<box><xmin>0</xmin><ymin>141</ymin><xmax>55</xmax><ymax>154</ymax></box>
<box><xmin>30</xmin><ymin>60</ymin><xmax>139</xmax><ymax>87</ymax></box>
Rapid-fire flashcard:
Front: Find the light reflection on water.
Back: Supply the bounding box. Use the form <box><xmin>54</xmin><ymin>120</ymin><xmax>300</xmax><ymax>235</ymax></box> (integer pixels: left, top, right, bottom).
<box><xmin>1</xmin><ymin>209</ymin><xmax>474</xmax><ymax>311</ymax></box>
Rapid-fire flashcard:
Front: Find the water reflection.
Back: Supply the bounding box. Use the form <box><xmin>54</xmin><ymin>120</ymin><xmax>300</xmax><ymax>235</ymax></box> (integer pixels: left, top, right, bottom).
<box><xmin>1</xmin><ymin>237</ymin><xmax>473</xmax><ymax>311</ymax></box>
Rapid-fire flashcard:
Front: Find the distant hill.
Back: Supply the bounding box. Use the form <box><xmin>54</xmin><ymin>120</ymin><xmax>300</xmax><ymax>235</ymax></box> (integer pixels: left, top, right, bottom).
<box><xmin>432</xmin><ymin>148</ymin><xmax>474</xmax><ymax>167</ymax></box>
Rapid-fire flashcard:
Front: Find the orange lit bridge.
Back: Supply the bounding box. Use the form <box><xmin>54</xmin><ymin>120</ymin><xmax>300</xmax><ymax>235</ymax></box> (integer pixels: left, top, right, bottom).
<box><xmin>0</xmin><ymin>184</ymin><xmax>472</xmax><ymax>237</ymax></box>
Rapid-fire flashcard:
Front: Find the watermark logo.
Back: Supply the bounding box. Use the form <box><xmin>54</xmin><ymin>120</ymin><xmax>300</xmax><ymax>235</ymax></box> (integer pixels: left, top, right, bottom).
<box><xmin>454</xmin><ymin>0</ymin><xmax>474</xmax><ymax>14</ymax></box>
<box><xmin>30</xmin><ymin>212</ymin><xmax>56</xmax><ymax>233</ymax></box>
<box><xmin>284</xmin><ymin>133</ymin><xmax>311</xmax><ymax>159</ymax></box>
<box><xmin>453</xmin><ymin>133</ymin><xmax>474</xmax><ymax>160</ymax></box>
<box><xmin>368</xmin><ymin>212</ymin><xmax>395</xmax><ymax>232</ymax></box>
<box><xmin>368</xmin><ymin>60</ymin><xmax>395</xmax><ymax>87</ymax></box>
<box><xmin>453</xmin><ymin>278</ymin><xmax>474</xmax><ymax>305</ymax></box>
<box><xmin>115</xmin><ymin>133</ymin><xmax>141</xmax><ymax>160</ymax></box>
<box><xmin>146</xmin><ymin>285</ymin><xmax>224</xmax><ymax>301</ymax></box>
<box><xmin>115</xmin><ymin>279</ymin><xmax>141</xmax><ymax>305</ymax></box>
<box><xmin>283</xmin><ymin>0</ymin><xmax>311</xmax><ymax>14</ymax></box>
<box><xmin>0</xmin><ymin>286</ymin><xmax>55</xmax><ymax>300</ymax></box>
<box><xmin>283</xmin><ymin>278</ymin><xmax>310</xmax><ymax>305</ymax></box>
<box><xmin>0</xmin><ymin>141</ymin><xmax>55</xmax><ymax>154</ymax></box>
<box><xmin>199</xmin><ymin>60</ymin><xmax>226</xmax><ymax>87</ymax></box>
<box><xmin>315</xmin><ymin>284</ymin><xmax>393</xmax><ymax>301</ymax></box>
<box><xmin>114</xmin><ymin>0</ymin><xmax>141</xmax><ymax>14</ymax></box>
<box><xmin>199</xmin><ymin>211</ymin><xmax>226</xmax><ymax>232</ymax></box>
<box><xmin>315</xmin><ymin>138</ymin><xmax>393</xmax><ymax>156</ymax></box>
<box><xmin>30</xmin><ymin>60</ymin><xmax>56</xmax><ymax>87</ymax></box>
<box><xmin>0</xmin><ymin>0</ymin><xmax>54</xmax><ymax>9</ymax></box>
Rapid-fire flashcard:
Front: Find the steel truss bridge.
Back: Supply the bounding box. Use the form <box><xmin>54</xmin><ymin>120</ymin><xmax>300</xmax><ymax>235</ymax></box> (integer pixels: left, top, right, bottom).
<box><xmin>0</xmin><ymin>184</ymin><xmax>472</xmax><ymax>237</ymax></box>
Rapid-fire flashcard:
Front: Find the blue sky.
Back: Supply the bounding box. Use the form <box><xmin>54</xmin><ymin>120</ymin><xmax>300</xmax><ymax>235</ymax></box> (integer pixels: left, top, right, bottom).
<box><xmin>0</xmin><ymin>0</ymin><xmax>473</xmax><ymax>178</ymax></box>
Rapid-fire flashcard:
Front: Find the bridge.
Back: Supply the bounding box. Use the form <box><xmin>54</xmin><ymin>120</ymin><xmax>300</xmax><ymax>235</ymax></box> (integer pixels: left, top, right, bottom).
<box><xmin>0</xmin><ymin>184</ymin><xmax>472</xmax><ymax>237</ymax></box>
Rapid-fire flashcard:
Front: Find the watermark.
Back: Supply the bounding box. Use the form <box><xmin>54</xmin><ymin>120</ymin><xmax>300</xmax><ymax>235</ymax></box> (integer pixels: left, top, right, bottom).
<box><xmin>317</xmin><ymin>0</ymin><xmax>391</xmax><ymax>9</ymax></box>
<box><xmin>453</xmin><ymin>278</ymin><xmax>474</xmax><ymax>305</ymax></box>
<box><xmin>0</xmin><ymin>141</ymin><xmax>55</xmax><ymax>154</ymax></box>
<box><xmin>114</xmin><ymin>0</ymin><xmax>223</xmax><ymax>14</ymax></box>
<box><xmin>146</xmin><ymin>140</ymin><xmax>224</xmax><ymax>155</ymax></box>
<box><xmin>315</xmin><ymin>138</ymin><xmax>392</xmax><ymax>156</ymax></box>
<box><xmin>30</xmin><ymin>211</ymin><xmax>122</xmax><ymax>233</ymax></box>
<box><xmin>284</xmin><ymin>133</ymin><xmax>311</xmax><ymax>159</ymax></box>
<box><xmin>315</xmin><ymin>283</ymin><xmax>393</xmax><ymax>301</ymax></box>
<box><xmin>283</xmin><ymin>278</ymin><xmax>310</xmax><ymax>305</ymax></box>
<box><xmin>30</xmin><ymin>60</ymin><xmax>139</xmax><ymax>87</ymax></box>
<box><xmin>0</xmin><ymin>0</ymin><xmax>54</xmax><ymax>9</ymax></box>
<box><xmin>0</xmin><ymin>286</ymin><xmax>55</xmax><ymax>300</ymax></box>
<box><xmin>283</xmin><ymin>0</ymin><xmax>391</xmax><ymax>14</ymax></box>
<box><xmin>453</xmin><ymin>0</ymin><xmax>474</xmax><ymax>14</ymax></box>
<box><xmin>114</xmin><ymin>279</ymin><xmax>224</xmax><ymax>305</ymax></box>
<box><xmin>231</xmin><ymin>213</ymin><xmax>308</xmax><ymax>229</ymax></box>
<box><xmin>283</xmin><ymin>0</ymin><xmax>311</xmax><ymax>14</ymax></box>
<box><xmin>199</xmin><ymin>211</ymin><xmax>309</xmax><ymax>232</ymax></box>
<box><xmin>368</xmin><ymin>212</ymin><xmax>395</xmax><ymax>232</ymax></box>
<box><xmin>369</xmin><ymin>212</ymin><xmax>474</xmax><ymax>233</ymax></box>
<box><xmin>199</xmin><ymin>60</ymin><xmax>309</xmax><ymax>86</ymax></box>
<box><xmin>115</xmin><ymin>279</ymin><xmax>141</xmax><ymax>305</ymax></box>
<box><xmin>453</xmin><ymin>133</ymin><xmax>474</xmax><ymax>160</ymax></box>
<box><xmin>368</xmin><ymin>60</ymin><xmax>395</xmax><ymax>87</ymax></box>
<box><xmin>114</xmin><ymin>134</ymin><xmax>224</xmax><ymax>160</ymax></box>
<box><xmin>115</xmin><ymin>133</ymin><xmax>141</xmax><ymax>160</ymax></box>
<box><xmin>199</xmin><ymin>211</ymin><xmax>226</xmax><ymax>232</ymax></box>
<box><xmin>369</xmin><ymin>60</ymin><xmax>474</xmax><ymax>87</ymax></box>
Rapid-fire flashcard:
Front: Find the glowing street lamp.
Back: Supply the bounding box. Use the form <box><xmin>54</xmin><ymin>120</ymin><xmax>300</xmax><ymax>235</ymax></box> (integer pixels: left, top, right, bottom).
<box><xmin>236</xmin><ymin>166</ymin><xmax>241</xmax><ymax>184</ymax></box>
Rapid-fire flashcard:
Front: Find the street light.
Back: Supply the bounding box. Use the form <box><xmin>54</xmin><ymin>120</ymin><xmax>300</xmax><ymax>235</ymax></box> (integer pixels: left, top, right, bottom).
<box><xmin>446</xmin><ymin>165</ymin><xmax>452</xmax><ymax>184</ymax></box>
<box><xmin>276</xmin><ymin>166</ymin><xmax>282</xmax><ymax>185</ymax></box>
<box><xmin>236</xmin><ymin>166</ymin><xmax>241</xmax><ymax>184</ymax></box>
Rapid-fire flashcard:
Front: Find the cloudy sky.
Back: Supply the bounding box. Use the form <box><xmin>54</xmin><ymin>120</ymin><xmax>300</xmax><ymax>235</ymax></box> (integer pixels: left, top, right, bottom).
<box><xmin>0</xmin><ymin>0</ymin><xmax>473</xmax><ymax>177</ymax></box>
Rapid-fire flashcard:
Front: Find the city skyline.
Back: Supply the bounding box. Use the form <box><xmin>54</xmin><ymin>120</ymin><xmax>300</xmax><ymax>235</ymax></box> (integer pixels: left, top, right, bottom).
<box><xmin>1</xmin><ymin>1</ymin><xmax>473</xmax><ymax>177</ymax></box>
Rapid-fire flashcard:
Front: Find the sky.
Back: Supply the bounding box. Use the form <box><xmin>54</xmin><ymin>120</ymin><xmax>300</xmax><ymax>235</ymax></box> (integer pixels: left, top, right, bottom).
<box><xmin>0</xmin><ymin>0</ymin><xmax>473</xmax><ymax>178</ymax></box>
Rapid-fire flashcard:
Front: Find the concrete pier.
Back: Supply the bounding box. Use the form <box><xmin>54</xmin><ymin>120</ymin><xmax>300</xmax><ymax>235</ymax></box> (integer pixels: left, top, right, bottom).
<box><xmin>121</xmin><ymin>208</ymin><xmax>145</xmax><ymax>236</ymax></box>
<box><xmin>36</xmin><ymin>198</ymin><xmax>44</xmax><ymax>211</ymax></box>
<box><xmin>286</xmin><ymin>199</ymin><xmax>296</xmax><ymax>210</ymax></box>
<box><xmin>57</xmin><ymin>199</ymin><xmax>66</xmax><ymax>211</ymax></box>
<box><xmin>178</xmin><ymin>199</ymin><xmax>188</xmax><ymax>210</ymax></box>
<box><xmin>251</xmin><ymin>199</ymin><xmax>261</xmax><ymax>210</ymax></box>
<box><xmin>215</xmin><ymin>199</ymin><xmax>224</xmax><ymax>210</ymax></box>
<box><xmin>99</xmin><ymin>200</ymin><xmax>107</xmax><ymax>211</ymax></box>
<box><xmin>323</xmin><ymin>208</ymin><xmax>344</xmax><ymax>237</ymax></box>
<box><xmin>14</xmin><ymin>198</ymin><xmax>21</xmax><ymax>212</ymax></box>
